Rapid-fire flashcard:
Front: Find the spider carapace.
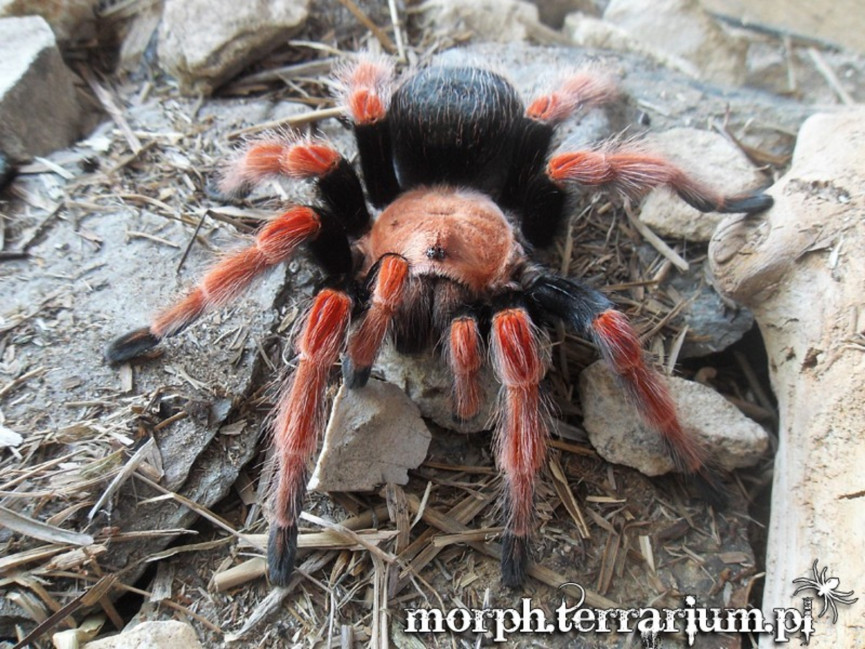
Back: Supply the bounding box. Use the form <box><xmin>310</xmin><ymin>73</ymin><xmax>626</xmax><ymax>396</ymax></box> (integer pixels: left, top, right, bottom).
<box><xmin>107</xmin><ymin>60</ymin><xmax>772</xmax><ymax>588</ymax></box>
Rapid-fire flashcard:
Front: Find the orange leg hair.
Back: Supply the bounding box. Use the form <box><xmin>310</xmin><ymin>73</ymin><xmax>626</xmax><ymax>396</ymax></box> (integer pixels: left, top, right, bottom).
<box><xmin>268</xmin><ymin>288</ymin><xmax>352</xmax><ymax>586</ymax></box>
<box><xmin>220</xmin><ymin>138</ymin><xmax>343</xmax><ymax>195</ymax></box>
<box><xmin>338</xmin><ymin>57</ymin><xmax>395</xmax><ymax>125</ymax></box>
<box><xmin>344</xmin><ymin>254</ymin><xmax>410</xmax><ymax>387</ymax></box>
<box><xmin>526</xmin><ymin>71</ymin><xmax>618</xmax><ymax>124</ymax></box>
<box><xmin>548</xmin><ymin>149</ymin><xmax>773</xmax><ymax>213</ymax></box>
<box><xmin>490</xmin><ymin>307</ymin><xmax>549</xmax><ymax>587</ymax></box>
<box><xmin>446</xmin><ymin>316</ymin><xmax>485</xmax><ymax>422</ymax></box>
<box><xmin>590</xmin><ymin>309</ymin><xmax>704</xmax><ymax>474</ymax></box>
<box><xmin>105</xmin><ymin>206</ymin><xmax>322</xmax><ymax>363</ymax></box>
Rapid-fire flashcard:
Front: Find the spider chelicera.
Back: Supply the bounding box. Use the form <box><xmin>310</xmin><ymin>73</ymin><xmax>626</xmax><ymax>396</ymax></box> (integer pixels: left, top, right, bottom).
<box><xmin>107</xmin><ymin>57</ymin><xmax>772</xmax><ymax>588</ymax></box>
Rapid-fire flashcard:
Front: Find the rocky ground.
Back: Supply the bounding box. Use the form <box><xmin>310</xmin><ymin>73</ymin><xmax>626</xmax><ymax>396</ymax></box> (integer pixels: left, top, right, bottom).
<box><xmin>1</xmin><ymin>1</ymin><xmax>863</xmax><ymax>648</ymax></box>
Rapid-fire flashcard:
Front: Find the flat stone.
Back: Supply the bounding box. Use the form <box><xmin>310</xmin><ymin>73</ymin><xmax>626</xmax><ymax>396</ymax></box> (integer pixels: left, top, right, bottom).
<box><xmin>82</xmin><ymin>621</ymin><xmax>203</xmax><ymax>649</ymax></box>
<box><xmin>0</xmin><ymin>16</ymin><xmax>84</xmax><ymax>160</ymax></box>
<box><xmin>157</xmin><ymin>0</ymin><xmax>310</xmax><ymax>95</ymax></box>
<box><xmin>309</xmin><ymin>379</ymin><xmax>432</xmax><ymax>492</ymax></box>
<box><xmin>579</xmin><ymin>361</ymin><xmax>769</xmax><ymax>476</ymax></box>
<box><xmin>638</xmin><ymin>128</ymin><xmax>769</xmax><ymax>242</ymax></box>
<box><xmin>604</xmin><ymin>0</ymin><xmax>748</xmax><ymax>86</ymax></box>
<box><xmin>420</xmin><ymin>0</ymin><xmax>540</xmax><ymax>42</ymax></box>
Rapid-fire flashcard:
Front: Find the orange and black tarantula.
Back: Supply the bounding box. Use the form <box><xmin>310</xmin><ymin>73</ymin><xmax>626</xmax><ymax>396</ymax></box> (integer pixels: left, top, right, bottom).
<box><xmin>107</xmin><ymin>58</ymin><xmax>771</xmax><ymax>588</ymax></box>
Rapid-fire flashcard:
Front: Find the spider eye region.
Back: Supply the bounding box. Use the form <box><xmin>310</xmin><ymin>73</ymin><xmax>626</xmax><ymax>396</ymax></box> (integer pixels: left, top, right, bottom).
<box><xmin>367</xmin><ymin>187</ymin><xmax>519</xmax><ymax>294</ymax></box>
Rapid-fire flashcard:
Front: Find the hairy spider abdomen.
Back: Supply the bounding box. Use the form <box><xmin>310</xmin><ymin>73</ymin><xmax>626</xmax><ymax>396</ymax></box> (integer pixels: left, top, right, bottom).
<box><xmin>366</xmin><ymin>187</ymin><xmax>520</xmax><ymax>295</ymax></box>
<box><xmin>389</xmin><ymin>67</ymin><xmax>523</xmax><ymax>196</ymax></box>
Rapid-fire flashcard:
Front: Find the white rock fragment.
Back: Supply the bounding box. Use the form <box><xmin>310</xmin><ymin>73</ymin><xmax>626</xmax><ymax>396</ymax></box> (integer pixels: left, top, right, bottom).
<box><xmin>0</xmin><ymin>16</ymin><xmax>84</xmax><ymax>160</ymax></box>
<box><xmin>0</xmin><ymin>0</ymin><xmax>98</xmax><ymax>44</ymax></box>
<box><xmin>82</xmin><ymin>621</ymin><xmax>203</xmax><ymax>649</ymax></box>
<box><xmin>638</xmin><ymin>128</ymin><xmax>768</xmax><ymax>242</ymax></box>
<box><xmin>309</xmin><ymin>379</ymin><xmax>432</xmax><ymax>493</ymax></box>
<box><xmin>420</xmin><ymin>0</ymin><xmax>541</xmax><ymax>43</ymax></box>
<box><xmin>374</xmin><ymin>344</ymin><xmax>498</xmax><ymax>433</ymax></box>
<box><xmin>157</xmin><ymin>0</ymin><xmax>311</xmax><ymax>95</ymax></box>
<box><xmin>579</xmin><ymin>360</ymin><xmax>769</xmax><ymax>476</ymax></box>
<box><xmin>603</xmin><ymin>0</ymin><xmax>748</xmax><ymax>86</ymax></box>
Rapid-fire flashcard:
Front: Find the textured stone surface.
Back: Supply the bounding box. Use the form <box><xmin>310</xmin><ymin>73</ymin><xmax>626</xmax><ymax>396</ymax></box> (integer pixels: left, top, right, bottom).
<box><xmin>420</xmin><ymin>0</ymin><xmax>540</xmax><ymax>42</ymax></box>
<box><xmin>604</xmin><ymin>0</ymin><xmax>748</xmax><ymax>86</ymax></box>
<box><xmin>579</xmin><ymin>361</ymin><xmax>769</xmax><ymax>476</ymax></box>
<box><xmin>157</xmin><ymin>0</ymin><xmax>310</xmax><ymax>95</ymax></box>
<box><xmin>638</xmin><ymin>128</ymin><xmax>769</xmax><ymax>242</ymax></box>
<box><xmin>83</xmin><ymin>621</ymin><xmax>203</xmax><ymax>649</ymax></box>
<box><xmin>0</xmin><ymin>16</ymin><xmax>84</xmax><ymax>160</ymax></box>
<box><xmin>309</xmin><ymin>379</ymin><xmax>431</xmax><ymax>492</ymax></box>
<box><xmin>0</xmin><ymin>0</ymin><xmax>98</xmax><ymax>44</ymax></box>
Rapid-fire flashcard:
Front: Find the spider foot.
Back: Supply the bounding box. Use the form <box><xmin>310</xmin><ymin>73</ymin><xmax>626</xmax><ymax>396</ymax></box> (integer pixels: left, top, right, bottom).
<box><xmin>105</xmin><ymin>327</ymin><xmax>160</xmax><ymax>364</ymax></box>
<box><xmin>716</xmin><ymin>190</ymin><xmax>774</xmax><ymax>214</ymax></box>
<box><xmin>341</xmin><ymin>357</ymin><xmax>372</xmax><ymax>389</ymax></box>
<box><xmin>267</xmin><ymin>523</ymin><xmax>299</xmax><ymax>587</ymax></box>
<box><xmin>501</xmin><ymin>532</ymin><xmax>530</xmax><ymax>588</ymax></box>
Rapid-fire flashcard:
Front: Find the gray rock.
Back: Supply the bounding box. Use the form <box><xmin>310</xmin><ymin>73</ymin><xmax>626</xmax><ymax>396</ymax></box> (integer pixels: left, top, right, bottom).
<box><xmin>81</xmin><ymin>621</ymin><xmax>203</xmax><ymax>649</ymax></box>
<box><xmin>0</xmin><ymin>16</ymin><xmax>84</xmax><ymax>160</ymax></box>
<box><xmin>579</xmin><ymin>361</ymin><xmax>769</xmax><ymax>475</ymax></box>
<box><xmin>669</xmin><ymin>262</ymin><xmax>755</xmax><ymax>358</ymax></box>
<box><xmin>157</xmin><ymin>0</ymin><xmax>310</xmax><ymax>95</ymax></box>
<box><xmin>420</xmin><ymin>0</ymin><xmax>541</xmax><ymax>43</ymax></box>
<box><xmin>604</xmin><ymin>0</ymin><xmax>748</xmax><ymax>86</ymax></box>
<box><xmin>374</xmin><ymin>344</ymin><xmax>499</xmax><ymax>434</ymax></box>
<box><xmin>0</xmin><ymin>0</ymin><xmax>98</xmax><ymax>45</ymax></box>
<box><xmin>638</xmin><ymin>128</ymin><xmax>769</xmax><ymax>242</ymax></box>
<box><xmin>309</xmin><ymin>379</ymin><xmax>431</xmax><ymax>492</ymax></box>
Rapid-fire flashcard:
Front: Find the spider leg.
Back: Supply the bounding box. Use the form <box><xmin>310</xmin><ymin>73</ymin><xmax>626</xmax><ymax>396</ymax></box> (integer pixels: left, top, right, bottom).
<box><xmin>525</xmin><ymin>70</ymin><xmax>618</xmax><ymax>125</ymax></box>
<box><xmin>547</xmin><ymin>148</ymin><xmax>773</xmax><ymax>214</ymax></box>
<box><xmin>490</xmin><ymin>305</ymin><xmax>549</xmax><ymax>587</ymax></box>
<box><xmin>269</xmin><ymin>287</ymin><xmax>352</xmax><ymax>586</ymax></box>
<box><xmin>503</xmin><ymin>72</ymin><xmax>617</xmax><ymax>248</ymax></box>
<box><xmin>106</xmin><ymin>205</ymin><xmax>323</xmax><ymax>363</ymax></box>
<box><xmin>445</xmin><ymin>315</ymin><xmax>485</xmax><ymax>422</ymax></box>
<box><xmin>526</xmin><ymin>274</ymin><xmax>725</xmax><ymax>503</ymax></box>
<box><xmin>343</xmin><ymin>254</ymin><xmax>410</xmax><ymax>387</ymax></box>
<box><xmin>338</xmin><ymin>57</ymin><xmax>400</xmax><ymax>208</ymax></box>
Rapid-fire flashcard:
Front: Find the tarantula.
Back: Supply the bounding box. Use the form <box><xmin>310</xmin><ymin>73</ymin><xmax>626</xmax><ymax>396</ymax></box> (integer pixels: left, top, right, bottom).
<box><xmin>107</xmin><ymin>58</ymin><xmax>771</xmax><ymax>588</ymax></box>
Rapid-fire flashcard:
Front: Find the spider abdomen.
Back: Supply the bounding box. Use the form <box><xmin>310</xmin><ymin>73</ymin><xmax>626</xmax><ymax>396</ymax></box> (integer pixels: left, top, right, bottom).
<box><xmin>389</xmin><ymin>67</ymin><xmax>523</xmax><ymax>196</ymax></box>
<box><xmin>365</xmin><ymin>187</ymin><xmax>521</xmax><ymax>295</ymax></box>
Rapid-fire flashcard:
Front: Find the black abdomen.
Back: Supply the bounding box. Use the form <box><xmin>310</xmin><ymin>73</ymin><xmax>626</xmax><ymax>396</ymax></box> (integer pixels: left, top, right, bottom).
<box><xmin>389</xmin><ymin>67</ymin><xmax>523</xmax><ymax>198</ymax></box>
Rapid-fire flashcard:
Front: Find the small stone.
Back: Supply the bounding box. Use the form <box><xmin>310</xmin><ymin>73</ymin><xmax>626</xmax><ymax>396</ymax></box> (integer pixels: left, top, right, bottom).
<box><xmin>0</xmin><ymin>0</ymin><xmax>98</xmax><ymax>45</ymax></box>
<box><xmin>157</xmin><ymin>0</ymin><xmax>310</xmax><ymax>95</ymax></box>
<box><xmin>420</xmin><ymin>0</ymin><xmax>540</xmax><ymax>43</ymax></box>
<box><xmin>603</xmin><ymin>0</ymin><xmax>748</xmax><ymax>86</ymax></box>
<box><xmin>374</xmin><ymin>344</ymin><xmax>498</xmax><ymax>434</ymax></box>
<box><xmin>579</xmin><ymin>361</ymin><xmax>769</xmax><ymax>476</ymax></box>
<box><xmin>309</xmin><ymin>379</ymin><xmax>432</xmax><ymax>492</ymax></box>
<box><xmin>82</xmin><ymin>621</ymin><xmax>203</xmax><ymax>649</ymax></box>
<box><xmin>638</xmin><ymin>128</ymin><xmax>768</xmax><ymax>242</ymax></box>
<box><xmin>0</xmin><ymin>16</ymin><xmax>85</xmax><ymax>160</ymax></box>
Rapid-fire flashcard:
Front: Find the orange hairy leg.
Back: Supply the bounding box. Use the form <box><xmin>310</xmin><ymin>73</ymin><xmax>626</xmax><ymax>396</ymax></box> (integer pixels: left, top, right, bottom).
<box><xmin>490</xmin><ymin>307</ymin><xmax>549</xmax><ymax>587</ymax></box>
<box><xmin>525</xmin><ymin>71</ymin><xmax>617</xmax><ymax>124</ymax></box>
<box><xmin>344</xmin><ymin>254</ymin><xmax>410</xmax><ymax>387</ymax></box>
<box><xmin>220</xmin><ymin>139</ymin><xmax>343</xmax><ymax>194</ymax></box>
<box><xmin>590</xmin><ymin>309</ymin><xmax>705</xmax><ymax>473</ymax></box>
<box><xmin>548</xmin><ymin>150</ymin><xmax>773</xmax><ymax>213</ymax></box>
<box><xmin>106</xmin><ymin>206</ymin><xmax>321</xmax><ymax>363</ymax></box>
<box><xmin>447</xmin><ymin>316</ymin><xmax>484</xmax><ymax>421</ymax></box>
<box><xmin>268</xmin><ymin>288</ymin><xmax>352</xmax><ymax>586</ymax></box>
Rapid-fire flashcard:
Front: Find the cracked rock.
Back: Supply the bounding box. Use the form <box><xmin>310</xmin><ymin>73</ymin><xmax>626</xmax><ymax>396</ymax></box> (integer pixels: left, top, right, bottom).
<box><xmin>579</xmin><ymin>360</ymin><xmax>769</xmax><ymax>476</ymax></box>
<box><xmin>309</xmin><ymin>379</ymin><xmax>432</xmax><ymax>493</ymax></box>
